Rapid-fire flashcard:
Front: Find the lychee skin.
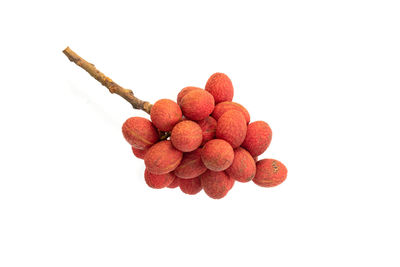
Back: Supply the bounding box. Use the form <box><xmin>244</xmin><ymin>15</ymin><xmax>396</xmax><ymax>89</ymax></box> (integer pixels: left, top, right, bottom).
<box><xmin>167</xmin><ymin>176</ymin><xmax>180</xmax><ymax>188</ymax></box>
<box><xmin>144</xmin><ymin>140</ymin><xmax>183</xmax><ymax>175</ymax></box>
<box><xmin>225</xmin><ymin>147</ymin><xmax>256</xmax><ymax>183</ymax></box>
<box><xmin>144</xmin><ymin>169</ymin><xmax>175</xmax><ymax>189</ymax></box>
<box><xmin>205</xmin><ymin>73</ymin><xmax>234</xmax><ymax>104</ymax></box>
<box><xmin>179</xmin><ymin>177</ymin><xmax>202</xmax><ymax>195</ymax></box>
<box><xmin>242</xmin><ymin>121</ymin><xmax>272</xmax><ymax>157</ymax></box>
<box><xmin>179</xmin><ymin>89</ymin><xmax>215</xmax><ymax>121</ymax></box>
<box><xmin>171</xmin><ymin>120</ymin><xmax>203</xmax><ymax>152</ymax></box>
<box><xmin>122</xmin><ymin>117</ymin><xmax>159</xmax><ymax>149</ymax></box>
<box><xmin>197</xmin><ymin>116</ymin><xmax>217</xmax><ymax>146</ymax></box>
<box><xmin>131</xmin><ymin>146</ymin><xmax>148</xmax><ymax>159</ymax></box>
<box><xmin>200</xmin><ymin>170</ymin><xmax>233</xmax><ymax>199</ymax></box>
<box><xmin>177</xmin><ymin>87</ymin><xmax>203</xmax><ymax>105</ymax></box>
<box><xmin>216</xmin><ymin>110</ymin><xmax>247</xmax><ymax>148</ymax></box>
<box><xmin>150</xmin><ymin>99</ymin><xmax>182</xmax><ymax>131</ymax></box>
<box><xmin>212</xmin><ymin>101</ymin><xmax>250</xmax><ymax>124</ymax></box>
<box><xmin>174</xmin><ymin>149</ymin><xmax>207</xmax><ymax>179</ymax></box>
<box><xmin>253</xmin><ymin>159</ymin><xmax>287</xmax><ymax>187</ymax></box>
<box><xmin>201</xmin><ymin>139</ymin><xmax>234</xmax><ymax>171</ymax></box>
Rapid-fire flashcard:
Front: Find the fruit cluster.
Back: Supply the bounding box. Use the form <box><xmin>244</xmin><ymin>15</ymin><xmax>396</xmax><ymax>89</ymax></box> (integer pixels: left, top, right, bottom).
<box><xmin>122</xmin><ymin>73</ymin><xmax>287</xmax><ymax>199</ymax></box>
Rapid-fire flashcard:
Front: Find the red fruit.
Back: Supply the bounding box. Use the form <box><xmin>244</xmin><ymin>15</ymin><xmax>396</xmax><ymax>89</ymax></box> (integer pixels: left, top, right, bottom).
<box><xmin>216</xmin><ymin>110</ymin><xmax>247</xmax><ymax>148</ymax></box>
<box><xmin>144</xmin><ymin>169</ymin><xmax>175</xmax><ymax>189</ymax></box>
<box><xmin>205</xmin><ymin>73</ymin><xmax>234</xmax><ymax>104</ymax></box>
<box><xmin>200</xmin><ymin>170</ymin><xmax>233</xmax><ymax>199</ymax></box>
<box><xmin>177</xmin><ymin>87</ymin><xmax>203</xmax><ymax>105</ymax></box>
<box><xmin>242</xmin><ymin>121</ymin><xmax>272</xmax><ymax>157</ymax></box>
<box><xmin>122</xmin><ymin>117</ymin><xmax>159</xmax><ymax>149</ymax></box>
<box><xmin>131</xmin><ymin>146</ymin><xmax>148</xmax><ymax>159</ymax></box>
<box><xmin>227</xmin><ymin>174</ymin><xmax>235</xmax><ymax>190</ymax></box>
<box><xmin>144</xmin><ymin>140</ymin><xmax>183</xmax><ymax>174</ymax></box>
<box><xmin>167</xmin><ymin>176</ymin><xmax>180</xmax><ymax>188</ymax></box>
<box><xmin>171</xmin><ymin>120</ymin><xmax>203</xmax><ymax>152</ymax></box>
<box><xmin>225</xmin><ymin>147</ymin><xmax>256</xmax><ymax>182</ymax></box>
<box><xmin>174</xmin><ymin>149</ymin><xmax>207</xmax><ymax>179</ymax></box>
<box><xmin>179</xmin><ymin>89</ymin><xmax>215</xmax><ymax>121</ymax></box>
<box><xmin>179</xmin><ymin>177</ymin><xmax>202</xmax><ymax>195</ymax></box>
<box><xmin>212</xmin><ymin>101</ymin><xmax>250</xmax><ymax>124</ymax></box>
<box><xmin>150</xmin><ymin>99</ymin><xmax>182</xmax><ymax>131</ymax></box>
<box><xmin>253</xmin><ymin>159</ymin><xmax>287</xmax><ymax>187</ymax></box>
<box><xmin>201</xmin><ymin>139</ymin><xmax>234</xmax><ymax>171</ymax></box>
<box><xmin>197</xmin><ymin>116</ymin><xmax>217</xmax><ymax>146</ymax></box>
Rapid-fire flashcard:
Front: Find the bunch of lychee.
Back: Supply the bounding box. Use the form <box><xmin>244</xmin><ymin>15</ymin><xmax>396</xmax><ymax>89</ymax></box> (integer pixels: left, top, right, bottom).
<box><xmin>122</xmin><ymin>73</ymin><xmax>287</xmax><ymax>199</ymax></box>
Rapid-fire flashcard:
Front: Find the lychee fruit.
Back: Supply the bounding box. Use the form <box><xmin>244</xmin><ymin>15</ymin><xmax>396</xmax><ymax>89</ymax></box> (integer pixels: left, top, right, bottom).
<box><xmin>212</xmin><ymin>101</ymin><xmax>250</xmax><ymax>124</ymax></box>
<box><xmin>179</xmin><ymin>177</ymin><xmax>202</xmax><ymax>195</ymax></box>
<box><xmin>225</xmin><ymin>147</ymin><xmax>256</xmax><ymax>182</ymax></box>
<box><xmin>122</xmin><ymin>117</ymin><xmax>159</xmax><ymax>149</ymax></box>
<box><xmin>241</xmin><ymin>121</ymin><xmax>272</xmax><ymax>157</ymax></box>
<box><xmin>253</xmin><ymin>159</ymin><xmax>287</xmax><ymax>187</ymax></box>
<box><xmin>174</xmin><ymin>148</ymin><xmax>207</xmax><ymax>179</ymax></box>
<box><xmin>144</xmin><ymin>169</ymin><xmax>175</xmax><ymax>189</ymax></box>
<box><xmin>150</xmin><ymin>99</ymin><xmax>182</xmax><ymax>131</ymax></box>
<box><xmin>171</xmin><ymin>120</ymin><xmax>203</xmax><ymax>152</ymax></box>
<box><xmin>179</xmin><ymin>89</ymin><xmax>215</xmax><ymax>121</ymax></box>
<box><xmin>201</xmin><ymin>139</ymin><xmax>234</xmax><ymax>171</ymax></box>
<box><xmin>200</xmin><ymin>170</ymin><xmax>233</xmax><ymax>199</ymax></box>
<box><xmin>177</xmin><ymin>86</ymin><xmax>203</xmax><ymax>105</ymax></box>
<box><xmin>144</xmin><ymin>140</ymin><xmax>183</xmax><ymax>174</ymax></box>
<box><xmin>205</xmin><ymin>73</ymin><xmax>234</xmax><ymax>103</ymax></box>
<box><xmin>216</xmin><ymin>110</ymin><xmax>247</xmax><ymax>148</ymax></box>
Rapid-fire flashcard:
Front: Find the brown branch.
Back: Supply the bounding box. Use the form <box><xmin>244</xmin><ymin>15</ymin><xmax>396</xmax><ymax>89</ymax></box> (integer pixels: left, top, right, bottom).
<box><xmin>62</xmin><ymin>47</ymin><xmax>152</xmax><ymax>114</ymax></box>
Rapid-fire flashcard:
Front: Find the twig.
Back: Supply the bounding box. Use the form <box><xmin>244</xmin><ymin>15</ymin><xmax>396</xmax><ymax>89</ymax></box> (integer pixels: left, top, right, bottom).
<box><xmin>62</xmin><ymin>47</ymin><xmax>152</xmax><ymax>114</ymax></box>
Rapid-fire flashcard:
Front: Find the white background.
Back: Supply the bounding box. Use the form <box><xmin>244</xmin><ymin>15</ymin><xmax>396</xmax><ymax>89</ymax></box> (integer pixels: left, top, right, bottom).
<box><xmin>1</xmin><ymin>0</ymin><xmax>399</xmax><ymax>266</ymax></box>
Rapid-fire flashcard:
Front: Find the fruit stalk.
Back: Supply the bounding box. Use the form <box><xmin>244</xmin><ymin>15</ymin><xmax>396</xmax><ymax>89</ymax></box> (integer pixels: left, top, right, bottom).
<box><xmin>62</xmin><ymin>47</ymin><xmax>153</xmax><ymax>114</ymax></box>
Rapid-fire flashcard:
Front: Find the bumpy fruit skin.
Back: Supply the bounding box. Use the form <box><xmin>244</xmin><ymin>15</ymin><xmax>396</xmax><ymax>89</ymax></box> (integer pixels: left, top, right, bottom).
<box><xmin>131</xmin><ymin>146</ymin><xmax>148</xmax><ymax>159</ymax></box>
<box><xmin>122</xmin><ymin>117</ymin><xmax>159</xmax><ymax>149</ymax></box>
<box><xmin>242</xmin><ymin>121</ymin><xmax>272</xmax><ymax>157</ymax></box>
<box><xmin>174</xmin><ymin>149</ymin><xmax>207</xmax><ymax>179</ymax></box>
<box><xmin>179</xmin><ymin>177</ymin><xmax>202</xmax><ymax>195</ymax></box>
<box><xmin>144</xmin><ymin>140</ymin><xmax>183</xmax><ymax>174</ymax></box>
<box><xmin>179</xmin><ymin>89</ymin><xmax>215</xmax><ymax>121</ymax></box>
<box><xmin>216</xmin><ymin>110</ymin><xmax>247</xmax><ymax>148</ymax></box>
<box><xmin>171</xmin><ymin>120</ymin><xmax>203</xmax><ymax>152</ymax></box>
<box><xmin>144</xmin><ymin>169</ymin><xmax>175</xmax><ymax>189</ymax></box>
<box><xmin>225</xmin><ymin>147</ymin><xmax>256</xmax><ymax>182</ymax></box>
<box><xmin>197</xmin><ymin>116</ymin><xmax>217</xmax><ymax>146</ymax></box>
<box><xmin>201</xmin><ymin>139</ymin><xmax>234</xmax><ymax>171</ymax></box>
<box><xmin>200</xmin><ymin>170</ymin><xmax>233</xmax><ymax>199</ymax></box>
<box><xmin>205</xmin><ymin>73</ymin><xmax>234</xmax><ymax>103</ymax></box>
<box><xmin>177</xmin><ymin>87</ymin><xmax>203</xmax><ymax>105</ymax></box>
<box><xmin>212</xmin><ymin>102</ymin><xmax>250</xmax><ymax>124</ymax></box>
<box><xmin>167</xmin><ymin>176</ymin><xmax>180</xmax><ymax>188</ymax></box>
<box><xmin>150</xmin><ymin>99</ymin><xmax>182</xmax><ymax>131</ymax></box>
<box><xmin>253</xmin><ymin>159</ymin><xmax>287</xmax><ymax>187</ymax></box>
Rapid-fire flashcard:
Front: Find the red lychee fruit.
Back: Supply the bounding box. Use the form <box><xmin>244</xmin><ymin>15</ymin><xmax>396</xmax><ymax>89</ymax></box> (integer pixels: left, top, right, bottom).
<box><xmin>216</xmin><ymin>110</ymin><xmax>247</xmax><ymax>148</ymax></box>
<box><xmin>201</xmin><ymin>139</ymin><xmax>234</xmax><ymax>171</ymax></box>
<box><xmin>144</xmin><ymin>169</ymin><xmax>175</xmax><ymax>189</ymax></box>
<box><xmin>205</xmin><ymin>73</ymin><xmax>234</xmax><ymax>103</ymax></box>
<box><xmin>179</xmin><ymin>89</ymin><xmax>215</xmax><ymax>121</ymax></box>
<box><xmin>171</xmin><ymin>120</ymin><xmax>203</xmax><ymax>152</ymax></box>
<box><xmin>242</xmin><ymin>121</ymin><xmax>272</xmax><ymax>157</ymax></box>
<box><xmin>200</xmin><ymin>170</ymin><xmax>233</xmax><ymax>199</ymax></box>
<box><xmin>144</xmin><ymin>140</ymin><xmax>183</xmax><ymax>174</ymax></box>
<box><xmin>174</xmin><ymin>148</ymin><xmax>207</xmax><ymax>179</ymax></box>
<box><xmin>179</xmin><ymin>177</ymin><xmax>202</xmax><ymax>195</ymax></box>
<box><xmin>212</xmin><ymin>101</ymin><xmax>250</xmax><ymax>124</ymax></box>
<box><xmin>177</xmin><ymin>86</ymin><xmax>203</xmax><ymax>105</ymax></box>
<box><xmin>253</xmin><ymin>159</ymin><xmax>287</xmax><ymax>187</ymax></box>
<box><xmin>150</xmin><ymin>99</ymin><xmax>182</xmax><ymax>131</ymax></box>
<box><xmin>225</xmin><ymin>147</ymin><xmax>256</xmax><ymax>182</ymax></box>
<box><xmin>122</xmin><ymin>117</ymin><xmax>159</xmax><ymax>149</ymax></box>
